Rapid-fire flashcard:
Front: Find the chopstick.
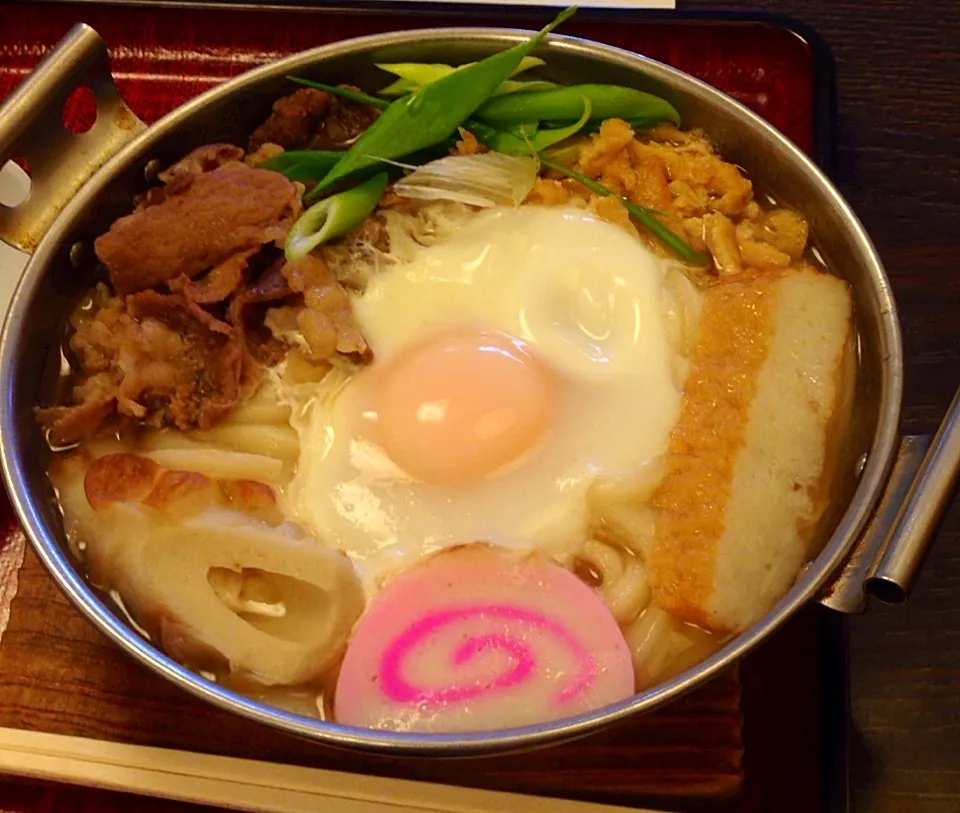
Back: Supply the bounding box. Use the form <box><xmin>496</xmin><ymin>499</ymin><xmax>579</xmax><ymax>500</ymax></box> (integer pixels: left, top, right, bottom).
<box><xmin>0</xmin><ymin>727</ymin><xmax>668</xmax><ymax>813</ymax></box>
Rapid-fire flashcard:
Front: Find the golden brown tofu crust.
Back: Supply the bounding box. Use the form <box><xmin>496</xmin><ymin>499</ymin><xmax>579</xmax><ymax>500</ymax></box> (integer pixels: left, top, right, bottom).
<box><xmin>648</xmin><ymin>271</ymin><xmax>783</xmax><ymax>630</ymax></box>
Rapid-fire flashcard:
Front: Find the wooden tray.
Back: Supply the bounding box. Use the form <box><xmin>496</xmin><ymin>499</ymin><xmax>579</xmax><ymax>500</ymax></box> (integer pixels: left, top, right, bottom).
<box><xmin>0</xmin><ymin>5</ymin><xmax>841</xmax><ymax>811</ymax></box>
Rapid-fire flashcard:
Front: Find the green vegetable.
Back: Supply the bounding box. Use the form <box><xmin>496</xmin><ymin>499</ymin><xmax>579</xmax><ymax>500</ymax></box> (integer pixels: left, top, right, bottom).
<box><xmin>539</xmin><ymin>155</ymin><xmax>707</xmax><ymax>265</ymax></box>
<box><xmin>261</xmin><ymin>149</ymin><xmax>343</xmax><ymax>182</ymax></box>
<box><xmin>285</xmin><ymin>172</ymin><xmax>389</xmax><ymax>261</ymax></box>
<box><xmin>493</xmin><ymin>79</ymin><xmax>559</xmax><ymax>96</ymax></box>
<box><xmin>575</xmin><ymin>116</ymin><xmax>670</xmax><ymax>137</ymax></box>
<box><xmin>313</xmin><ymin>6</ymin><xmax>577</xmax><ymax>195</ymax></box>
<box><xmin>289</xmin><ymin>77</ymin><xmax>389</xmax><ymax>110</ymax></box>
<box><xmin>477</xmin><ymin>84</ymin><xmax>680</xmax><ymax>126</ymax></box>
<box><xmin>540</xmin><ymin>141</ymin><xmax>582</xmax><ymax>166</ymax></box>
<box><xmin>505</xmin><ymin>121</ymin><xmax>540</xmax><ymax>138</ymax></box>
<box><xmin>384</xmin><ymin>77</ymin><xmax>557</xmax><ymax>97</ymax></box>
<box><xmin>481</xmin><ymin>98</ymin><xmax>592</xmax><ymax>156</ymax></box>
<box><xmin>376</xmin><ymin>56</ymin><xmax>549</xmax><ymax>97</ymax></box>
<box><xmin>627</xmin><ymin>117</ymin><xmax>672</xmax><ymax>132</ymax></box>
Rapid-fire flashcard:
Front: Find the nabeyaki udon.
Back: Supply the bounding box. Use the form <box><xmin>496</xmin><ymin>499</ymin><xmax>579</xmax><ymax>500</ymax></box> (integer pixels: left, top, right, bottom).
<box><xmin>39</xmin><ymin>7</ymin><xmax>853</xmax><ymax>733</ymax></box>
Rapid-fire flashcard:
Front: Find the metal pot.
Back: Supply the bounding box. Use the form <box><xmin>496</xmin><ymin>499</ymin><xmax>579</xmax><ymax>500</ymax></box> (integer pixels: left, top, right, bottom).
<box><xmin>0</xmin><ymin>23</ymin><xmax>958</xmax><ymax>756</ymax></box>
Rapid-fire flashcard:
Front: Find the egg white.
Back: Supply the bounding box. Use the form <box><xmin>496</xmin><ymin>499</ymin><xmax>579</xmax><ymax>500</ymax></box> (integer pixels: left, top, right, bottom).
<box><xmin>283</xmin><ymin>205</ymin><xmax>687</xmax><ymax>594</ymax></box>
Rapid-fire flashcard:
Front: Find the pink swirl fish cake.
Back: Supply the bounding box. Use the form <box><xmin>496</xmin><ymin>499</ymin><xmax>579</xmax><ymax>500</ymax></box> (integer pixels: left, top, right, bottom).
<box><xmin>334</xmin><ymin>545</ymin><xmax>634</xmax><ymax>733</ymax></box>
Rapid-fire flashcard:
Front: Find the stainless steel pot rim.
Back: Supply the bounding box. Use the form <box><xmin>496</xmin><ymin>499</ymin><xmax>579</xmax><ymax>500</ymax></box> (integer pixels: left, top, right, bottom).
<box><xmin>0</xmin><ymin>25</ymin><xmax>903</xmax><ymax>754</ymax></box>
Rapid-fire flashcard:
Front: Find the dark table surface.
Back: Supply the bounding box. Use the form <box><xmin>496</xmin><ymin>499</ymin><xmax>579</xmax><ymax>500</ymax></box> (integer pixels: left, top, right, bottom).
<box><xmin>688</xmin><ymin>1</ymin><xmax>960</xmax><ymax>811</ymax></box>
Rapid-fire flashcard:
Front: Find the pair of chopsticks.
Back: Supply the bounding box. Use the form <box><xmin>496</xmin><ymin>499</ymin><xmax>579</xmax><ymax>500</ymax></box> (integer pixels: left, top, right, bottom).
<box><xmin>0</xmin><ymin>727</ymin><xmax>668</xmax><ymax>813</ymax></box>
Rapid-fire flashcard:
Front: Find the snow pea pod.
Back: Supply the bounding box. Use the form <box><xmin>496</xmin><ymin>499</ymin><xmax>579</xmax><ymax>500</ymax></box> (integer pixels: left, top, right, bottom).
<box><xmin>314</xmin><ymin>6</ymin><xmax>576</xmax><ymax>194</ymax></box>
<box><xmin>478</xmin><ymin>98</ymin><xmax>592</xmax><ymax>156</ymax></box>
<box><xmin>477</xmin><ymin>84</ymin><xmax>680</xmax><ymax>126</ymax></box>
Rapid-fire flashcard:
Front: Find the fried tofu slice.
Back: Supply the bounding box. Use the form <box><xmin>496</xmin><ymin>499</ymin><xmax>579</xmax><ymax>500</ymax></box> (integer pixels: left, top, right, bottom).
<box><xmin>647</xmin><ymin>266</ymin><xmax>854</xmax><ymax>633</ymax></box>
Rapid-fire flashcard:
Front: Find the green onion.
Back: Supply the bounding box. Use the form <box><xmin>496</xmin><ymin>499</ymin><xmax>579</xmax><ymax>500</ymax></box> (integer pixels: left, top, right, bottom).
<box><xmin>288</xmin><ymin>77</ymin><xmax>389</xmax><ymax>110</ymax></box>
<box><xmin>261</xmin><ymin>149</ymin><xmax>343</xmax><ymax>182</ymax></box>
<box><xmin>493</xmin><ymin>79</ymin><xmax>559</xmax><ymax>96</ymax></box>
<box><xmin>477</xmin><ymin>84</ymin><xmax>680</xmax><ymax>126</ymax></box>
<box><xmin>312</xmin><ymin>6</ymin><xmax>577</xmax><ymax>195</ymax></box>
<box><xmin>285</xmin><ymin>172</ymin><xmax>389</xmax><ymax>261</ymax></box>
<box><xmin>540</xmin><ymin>141</ymin><xmax>582</xmax><ymax>166</ymax></box>
<box><xmin>376</xmin><ymin>56</ymin><xmax>548</xmax><ymax>97</ymax></box>
<box><xmin>384</xmin><ymin>78</ymin><xmax>558</xmax><ymax>97</ymax></box>
<box><xmin>539</xmin><ymin>155</ymin><xmax>707</xmax><ymax>265</ymax></box>
<box><xmin>301</xmin><ymin>138</ymin><xmax>463</xmax><ymax>203</ymax></box>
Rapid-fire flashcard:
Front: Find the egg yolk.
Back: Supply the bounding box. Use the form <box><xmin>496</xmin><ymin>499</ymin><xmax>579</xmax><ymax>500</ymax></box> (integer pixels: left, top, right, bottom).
<box><xmin>375</xmin><ymin>329</ymin><xmax>556</xmax><ymax>485</ymax></box>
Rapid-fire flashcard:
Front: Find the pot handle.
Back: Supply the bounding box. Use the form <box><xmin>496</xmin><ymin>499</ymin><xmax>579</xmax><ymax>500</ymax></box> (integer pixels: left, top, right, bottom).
<box><xmin>821</xmin><ymin>385</ymin><xmax>960</xmax><ymax>614</ymax></box>
<box><xmin>0</xmin><ymin>24</ymin><xmax>145</xmax><ymax>255</ymax></box>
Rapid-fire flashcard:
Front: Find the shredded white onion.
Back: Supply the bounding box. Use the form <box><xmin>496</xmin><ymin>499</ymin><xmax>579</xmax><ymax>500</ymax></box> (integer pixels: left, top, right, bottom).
<box><xmin>392</xmin><ymin>153</ymin><xmax>539</xmax><ymax>208</ymax></box>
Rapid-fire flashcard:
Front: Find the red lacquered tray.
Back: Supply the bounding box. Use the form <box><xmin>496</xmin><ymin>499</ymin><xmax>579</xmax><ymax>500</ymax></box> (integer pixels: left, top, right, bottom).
<box><xmin>0</xmin><ymin>5</ymin><xmax>840</xmax><ymax>813</ymax></box>
<box><xmin>0</xmin><ymin>3</ymin><xmax>824</xmax><ymax>156</ymax></box>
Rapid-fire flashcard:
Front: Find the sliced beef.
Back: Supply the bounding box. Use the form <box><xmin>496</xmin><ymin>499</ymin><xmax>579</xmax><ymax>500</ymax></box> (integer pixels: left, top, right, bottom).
<box><xmin>226</xmin><ymin>254</ymin><xmax>368</xmax><ymax>366</ymax></box>
<box><xmin>248</xmin><ymin>87</ymin><xmax>380</xmax><ymax>152</ymax></box>
<box><xmin>245</xmin><ymin>142</ymin><xmax>285</xmax><ymax>168</ymax></box>
<box><xmin>249</xmin><ymin>88</ymin><xmax>333</xmax><ymax>151</ymax></box>
<box><xmin>282</xmin><ymin>255</ymin><xmax>368</xmax><ymax>360</ymax></box>
<box><xmin>36</xmin><ymin>291</ymin><xmax>256</xmax><ymax>445</ymax></box>
<box><xmin>133</xmin><ymin>186</ymin><xmax>169</xmax><ymax>213</ymax></box>
<box><xmin>122</xmin><ymin>292</ymin><xmax>255</xmax><ymax>428</ymax></box>
<box><xmin>95</xmin><ymin>163</ymin><xmax>301</xmax><ymax>295</ymax></box>
<box><xmin>135</xmin><ymin>144</ymin><xmax>245</xmax><ymax>212</ymax></box>
<box><xmin>321</xmin><ymin>214</ymin><xmax>390</xmax><ymax>290</ymax></box>
<box><xmin>36</xmin><ymin>373</ymin><xmax>117</xmax><ymax>446</ymax></box>
<box><xmin>310</xmin><ymin>94</ymin><xmax>381</xmax><ymax>150</ymax></box>
<box><xmin>158</xmin><ymin>143</ymin><xmax>245</xmax><ymax>195</ymax></box>
<box><xmin>170</xmin><ymin>248</ymin><xmax>258</xmax><ymax>305</ymax></box>
<box><xmin>227</xmin><ymin>259</ymin><xmax>295</xmax><ymax>365</ymax></box>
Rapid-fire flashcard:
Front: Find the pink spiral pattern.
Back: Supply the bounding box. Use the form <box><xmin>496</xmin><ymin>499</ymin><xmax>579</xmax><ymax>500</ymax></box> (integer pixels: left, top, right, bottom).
<box><xmin>378</xmin><ymin>603</ymin><xmax>598</xmax><ymax>708</ymax></box>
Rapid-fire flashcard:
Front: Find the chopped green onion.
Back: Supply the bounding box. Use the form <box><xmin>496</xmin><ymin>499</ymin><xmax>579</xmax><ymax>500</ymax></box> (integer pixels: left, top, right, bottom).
<box><xmin>539</xmin><ymin>155</ymin><xmax>707</xmax><ymax>265</ymax></box>
<box><xmin>285</xmin><ymin>172</ymin><xmax>389</xmax><ymax>261</ymax></box>
<box><xmin>301</xmin><ymin>138</ymin><xmax>462</xmax><ymax>203</ymax></box>
<box><xmin>477</xmin><ymin>84</ymin><xmax>680</xmax><ymax>127</ymax></box>
<box><xmin>288</xmin><ymin>77</ymin><xmax>389</xmax><ymax>110</ymax></box>
<box><xmin>377</xmin><ymin>77</ymin><xmax>417</xmax><ymax>98</ymax></box>
<box><xmin>313</xmin><ymin>6</ymin><xmax>577</xmax><ymax>194</ymax></box>
<box><xmin>376</xmin><ymin>56</ymin><xmax>548</xmax><ymax>97</ymax></box>
<box><xmin>494</xmin><ymin>79</ymin><xmax>559</xmax><ymax>96</ymax></box>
